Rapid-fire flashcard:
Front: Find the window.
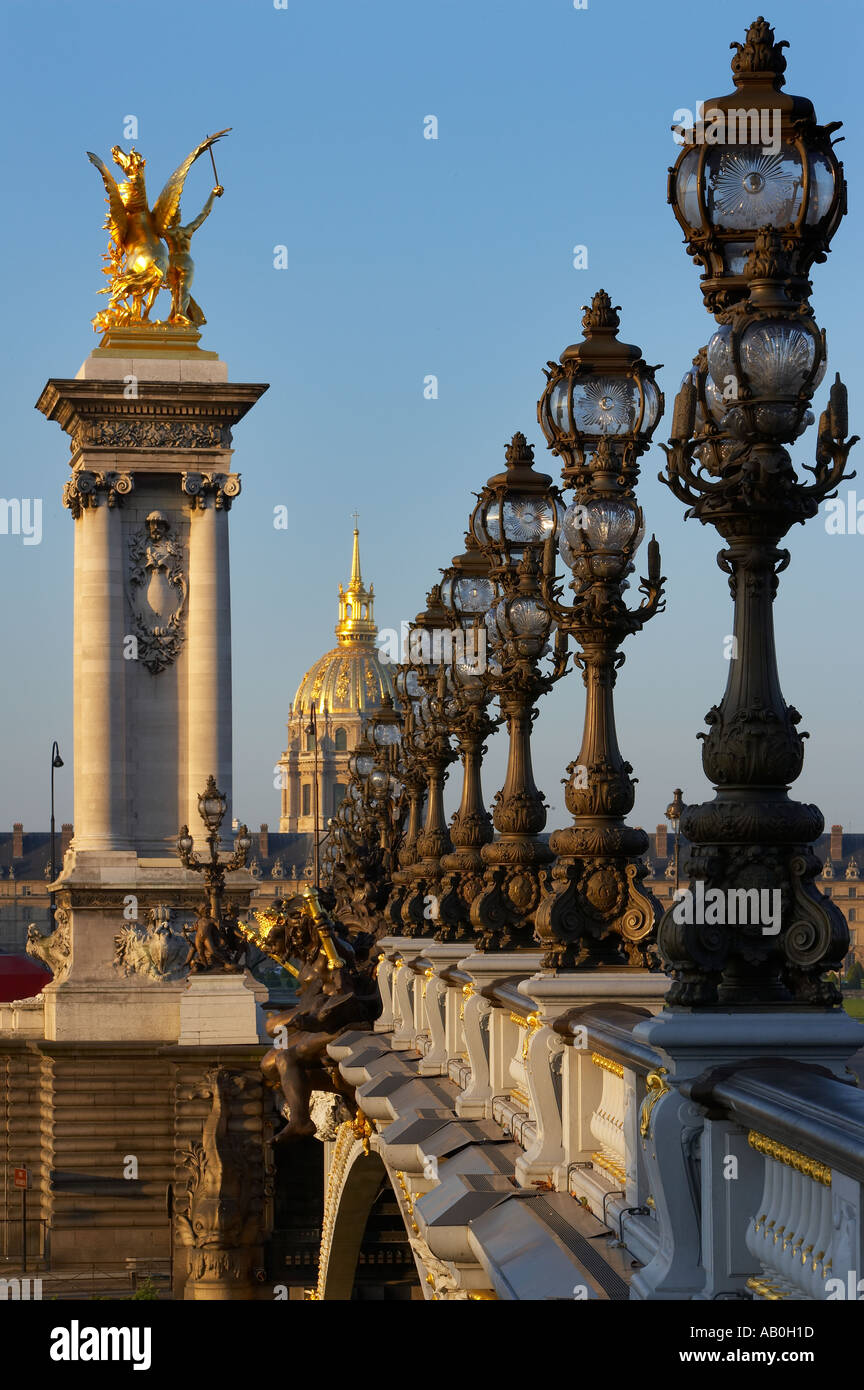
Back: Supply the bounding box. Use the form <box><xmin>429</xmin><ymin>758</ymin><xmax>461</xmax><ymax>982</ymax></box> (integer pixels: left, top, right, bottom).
<box><xmin>305</xmin><ymin>730</ymin><xmax>315</xmax><ymax>752</ymax></box>
<box><xmin>334</xmin><ymin>727</ymin><xmax>347</xmax><ymax>752</ymax></box>
<box><xmin>850</xmin><ymin>908</ymin><xmax>857</xmax><ymax>922</ymax></box>
<box><xmin>332</xmin><ymin>783</ymin><xmax>347</xmax><ymax>815</ymax></box>
<box><xmin>302</xmin><ymin>784</ymin><xmax>311</xmax><ymax>817</ymax></box>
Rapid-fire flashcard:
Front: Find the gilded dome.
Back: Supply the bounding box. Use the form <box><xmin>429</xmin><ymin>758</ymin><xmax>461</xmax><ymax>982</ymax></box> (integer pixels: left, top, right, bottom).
<box><xmin>293</xmin><ymin>645</ymin><xmax>394</xmax><ymax>716</ymax></box>
<box><xmin>291</xmin><ymin>525</ymin><xmax>394</xmax><ymax>716</ymax></box>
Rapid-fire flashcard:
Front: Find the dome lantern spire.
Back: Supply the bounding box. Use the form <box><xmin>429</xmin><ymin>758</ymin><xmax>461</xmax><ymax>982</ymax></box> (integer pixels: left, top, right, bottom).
<box><xmin>349</xmin><ymin>512</ymin><xmax>363</xmax><ymax>588</ymax></box>
<box><xmin>336</xmin><ymin>518</ymin><xmax>377</xmax><ymax>645</ymax></box>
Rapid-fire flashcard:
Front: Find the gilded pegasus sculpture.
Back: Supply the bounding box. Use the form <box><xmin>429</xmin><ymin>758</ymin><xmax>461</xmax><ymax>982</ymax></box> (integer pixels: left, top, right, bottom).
<box><xmin>86</xmin><ymin>129</ymin><xmax>229</xmax><ymax>331</ymax></box>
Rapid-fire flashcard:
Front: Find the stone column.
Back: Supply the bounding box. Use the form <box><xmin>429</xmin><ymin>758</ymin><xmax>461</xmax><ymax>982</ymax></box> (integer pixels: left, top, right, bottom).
<box><xmin>66</xmin><ymin>473</ymin><xmax>132</xmax><ymax>852</ymax></box>
<box><xmin>183</xmin><ymin>474</ymin><xmax>239</xmax><ymax>849</ymax></box>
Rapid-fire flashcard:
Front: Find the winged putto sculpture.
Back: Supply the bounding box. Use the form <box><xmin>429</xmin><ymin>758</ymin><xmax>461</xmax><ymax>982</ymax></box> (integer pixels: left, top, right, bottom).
<box><xmin>86</xmin><ymin>130</ymin><xmax>230</xmax><ymax>332</ymax></box>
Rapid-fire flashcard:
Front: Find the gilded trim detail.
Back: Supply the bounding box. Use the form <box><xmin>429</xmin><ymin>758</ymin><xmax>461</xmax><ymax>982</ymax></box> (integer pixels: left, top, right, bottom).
<box><xmin>591</xmin><ymin>1052</ymin><xmax>624</xmax><ymax>1079</ymax></box>
<box><xmin>748</xmin><ymin>1131</ymin><xmax>832</xmax><ymax>1186</ymax></box>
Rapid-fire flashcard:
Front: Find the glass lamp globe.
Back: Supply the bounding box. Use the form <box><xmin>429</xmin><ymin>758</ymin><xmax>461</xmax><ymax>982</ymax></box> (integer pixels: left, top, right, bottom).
<box><xmin>198</xmin><ymin>779</ymin><xmax>227</xmax><ymax>832</ymax></box>
<box><xmin>706</xmin><ymin>315</ymin><xmax>825</xmax><ymax>441</ymax></box>
<box><xmin>368</xmin><ymin>767</ymin><xmax>390</xmax><ymax>796</ymax></box>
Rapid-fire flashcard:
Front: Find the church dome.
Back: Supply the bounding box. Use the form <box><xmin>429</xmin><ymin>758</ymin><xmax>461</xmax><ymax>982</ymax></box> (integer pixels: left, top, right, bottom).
<box><xmin>293</xmin><ymin>645</ymin><xmax>393</xmax><ymax>716</ymax></box>
<box><xmin>291</xmin><ymin>525</ymin><xmax>394</xmax><ymax>716</ymax></box>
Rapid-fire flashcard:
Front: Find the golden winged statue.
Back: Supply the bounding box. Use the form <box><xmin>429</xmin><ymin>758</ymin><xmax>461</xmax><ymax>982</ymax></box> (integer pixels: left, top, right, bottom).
<box><xmin>86</xmin><ymin>130</ymin><xmax>230</xmax><ymax>332</ymax></box>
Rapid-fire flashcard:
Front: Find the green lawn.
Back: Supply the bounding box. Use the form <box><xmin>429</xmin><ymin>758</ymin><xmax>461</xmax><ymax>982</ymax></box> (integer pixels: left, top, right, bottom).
<box><xmin>843</xmin><ymin>997</ymin><xmax>864</xmax><ymax>1020</ymax></box>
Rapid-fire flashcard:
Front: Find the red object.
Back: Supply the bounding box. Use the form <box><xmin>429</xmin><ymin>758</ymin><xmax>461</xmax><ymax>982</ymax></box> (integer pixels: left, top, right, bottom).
<box><xmin>0</xmin><ymin>954</ymin><xmax>51</xmax><ymax>1003</ymax></box>
<box><xmin>13</xmin><ymin>1168</ymin><xmax>27</xmax><ymax>1190</ymax></box>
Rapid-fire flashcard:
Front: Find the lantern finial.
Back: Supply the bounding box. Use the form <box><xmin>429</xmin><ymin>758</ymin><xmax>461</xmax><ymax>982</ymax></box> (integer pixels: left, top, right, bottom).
<box><xmin>730</xmin><ymin>18</ymin><xmax>788</xmax><ymax>87</ymax></box>
<box><xmin>581</xmin><ymin>290</ymin><xmax>621</xmax><ymax>333</ymax></box>
<box><xmin>505</xmin><ymin>431</ymin><xmax>535</xmax><ymax>468</ymax></box>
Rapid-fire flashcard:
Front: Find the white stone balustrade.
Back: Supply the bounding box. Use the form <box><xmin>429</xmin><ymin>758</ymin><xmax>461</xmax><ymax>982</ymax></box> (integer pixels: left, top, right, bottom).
<box><xmin>745</xmin><ymin>1132</ymin><xmax>836</xmax><ymax>1300</ymax></box>
<box><xmin>588</xmin><ymin>1052</ymin><xmax>628</xmax><ymax>1188</ymax></box>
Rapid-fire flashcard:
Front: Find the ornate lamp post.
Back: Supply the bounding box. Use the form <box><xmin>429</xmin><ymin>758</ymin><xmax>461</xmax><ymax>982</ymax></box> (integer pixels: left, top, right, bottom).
<box><xmin>468</xmin><ymin>433</ymin><xmax>568</xmax><ymax>951</ymax></box>
<box><xmin>177</xmin><ymin>776</ymin><xmax>252</xmax><ymax>950</ymax></box>
<box><xmin>666</xmin><ymin>787</ymin><xmax>684</xmax><ymax>897</ymax></box>
<box><xmin>363</xmin><ymin>696</ymin><xmax>407</xmax><ymax>883</ymax></box>
<box><xmin>49</xmin><ymin>740</ymin><xmax>64</xmax><ymax>924</ymax></box>
<box><xmin>435</xmin><ymin>535</ymin><xmax>500</xmax><ymax>944</ymax></box>
<box><xmin>535</xmin><ymin>291</ymin><xmax>666</xmax><ymax>969</ymax></box>
<box><xmin>658</xmin><ymin>19</ymin><xmax>855</xmax><ymax>1006</ymax></box>
<box><xmin>305</xmin><ymin>704</ymin><xmax>321</xmax><ymax>888</ymax></box>
<box><xmin>399</xmin><ymin>590</ymin><xmax>461</xmax><ymax>936</ymax></box>
<box><xmin>383</xmin><ymin>665</ymin><xmax>429</xmax><ymax>933</ymax></box>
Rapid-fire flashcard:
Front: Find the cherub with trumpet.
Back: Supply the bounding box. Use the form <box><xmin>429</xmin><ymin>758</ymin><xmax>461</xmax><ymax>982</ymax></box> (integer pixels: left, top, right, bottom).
<box><xmin>240</xmin><ymin>887</ymin><xmax>380</xmax><ymax>1142</ymax></box>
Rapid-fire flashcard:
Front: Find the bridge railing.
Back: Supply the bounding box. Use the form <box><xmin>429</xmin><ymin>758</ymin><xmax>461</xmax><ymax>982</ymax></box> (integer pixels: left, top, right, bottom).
<box><xmin>682</xmin><ymin>1060</ymin><xmax>864</xmax><ymax>1301</ymax></box>
<box><xmin>367</xmin><ymin>938</ymin><xmax>864</xmax><ymax>1298</ymax></box>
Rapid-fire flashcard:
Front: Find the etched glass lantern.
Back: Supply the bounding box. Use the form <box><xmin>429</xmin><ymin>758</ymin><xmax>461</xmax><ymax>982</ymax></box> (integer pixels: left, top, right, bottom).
<box><xmin>668</xmin><ymin>17</ymin><xmax>845</xmax><ymax>315</ymax></box>
<box><xmin>470</xmin><ymin>433</ymin><xmax>565</xmax><ymax>575</ymax></box>
<box><xmin>538</xmin><ymin>291</ymin><xmax>663</xmax><ymax>480</ymax></box>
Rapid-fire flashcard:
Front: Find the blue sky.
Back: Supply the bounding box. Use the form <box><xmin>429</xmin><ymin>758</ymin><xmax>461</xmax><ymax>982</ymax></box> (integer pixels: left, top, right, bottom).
<box><xmin>0</xmin><ymin>0</ymin><xmax>861</xmax><ymax>839</ymax></box>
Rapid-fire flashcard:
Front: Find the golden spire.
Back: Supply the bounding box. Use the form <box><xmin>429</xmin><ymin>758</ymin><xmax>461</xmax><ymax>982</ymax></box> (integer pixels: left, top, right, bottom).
<box><xmin>349</xmin><ymin>512</ymin><xmax>363</xmax><ymax>589</ymax></box>
<box><xmin>336</xmin><ymin>520</ymin><xmax>377</xmax><ymax>645</ymax></box>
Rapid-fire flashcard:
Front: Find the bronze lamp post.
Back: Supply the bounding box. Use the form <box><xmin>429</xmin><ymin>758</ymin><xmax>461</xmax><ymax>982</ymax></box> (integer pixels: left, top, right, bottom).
<box><xmin>666</xmin><ymin>787</ymin><xmax>684</xmax><ymax>897</ymax></box>
<box><xmin>535</xmin><ymin>291</ymin><xmax>666</xmax><ymax>969</ymax></box>
<box><xmin>434</xmin><ymin>535</ymin><xmax>501</xmax><ymax>944</ymax></box>
<box><xmin>177</xmin><ymin>776</ymin><xmax>251</xmax><ymax>922</ymax></box>
<box><xmin>398</xmin><ymin>589</ymin><xmax>460</xmax><ymax>937</ymax></box>
<box><xmin>658</xmin><ymin>18</ymin><xmax>856</xmax><ymax>1006</ymax></box>
<box><xmin>384</xmin><ymin>664</ymin><xmax>429</xmax><ymax>934</ymax></box>
<box><xmin>468</xmin><ymin>433</ymin><xmax>568</xmax><ymax>951</ymax></box>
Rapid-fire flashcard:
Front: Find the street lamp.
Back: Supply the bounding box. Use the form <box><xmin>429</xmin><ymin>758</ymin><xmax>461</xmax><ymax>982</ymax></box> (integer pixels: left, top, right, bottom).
<box><xmin>177</xmin><ymin>774</ymin><xmax>251</xmax><ymax>936</ymax></box>
<box><xmin>665</xmin><ymin>788</ymin><xmax>684</xmax><ymax>898</ymax></box>
<box><xmin>434</xmin><ymin>535</ymin><xmax>501</xmax><ymax>945</ymax></box>
<box><xmin>658</xmin><ymin>19</ymin><xmax>855</xmax><ymax>1006</ymax></box>
<box><xmin>383</xmin><ymin>664</ymin><xmax>429</xmax><ymax>934</ymax></box>
<box><xmin>305</xmin><ymin>704</ymin><xmax>321</xmax><ymax>889</ymax></box>
<box><xmin>468</xmin><ymin>433</ymin><xmax>568</xmax><ymax>952</ymax></box>
<box><xmin>397</xmin><ymin>591</ymin><xmax>461</xmax><ymax>936</ymax></box>
<box><xmin>535</xmin><ymin>292</ymin><xmax>665</xmax><ymax>970</ymax></box>
<box><xmin>49</xmin><ymin>741</ymin><xmax>64</xmax><ymax>924</ymax></box>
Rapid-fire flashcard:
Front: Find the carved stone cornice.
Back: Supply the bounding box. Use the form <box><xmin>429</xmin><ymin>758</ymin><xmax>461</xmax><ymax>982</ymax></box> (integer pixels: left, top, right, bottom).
<box><xmin>62</xmin><ymin>470</ymin><xmax>134</xmax><ymax>518</ymax></box>
<box><xmin>36</xmin><ymin>378</ymin><xmax>269</xmax><ymax>461</ymax></box>
<box><xmin>182</xmin><ymin>471</ymin><xmax>242</xmax><ymax>510</ymax></box>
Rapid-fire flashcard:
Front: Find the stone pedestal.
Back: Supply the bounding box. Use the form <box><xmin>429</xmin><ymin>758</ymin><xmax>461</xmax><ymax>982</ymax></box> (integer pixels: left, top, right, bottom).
<box><xmin>31</xmin><ymin>341</ymin><xmax>267</xmax><ymax>1046</ymax></box>
<box><xmin>518</xmin><ymin>967</ymin><xmax>669</xmax><ymax>1025</ymax></box>
<box><xmin>178</xmin><ymin>972</ymin><xmax>269</xmax><ymax>1046</ymax></box>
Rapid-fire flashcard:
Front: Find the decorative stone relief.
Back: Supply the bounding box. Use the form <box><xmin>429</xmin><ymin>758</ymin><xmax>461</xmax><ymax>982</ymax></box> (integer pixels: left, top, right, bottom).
<box><xmin>308</xmin><ymin>1091</ymin><xmax>352</xmax><ymax>1141</ymax></box>
<box><xmin>76</xmin><ymin>420</ymin><xmax>230</xmax><ymax>450</ymax></box>
<box><xmin>113</xmin><ymin>904</ymin><xmax>189</xmax><ymax>982</ymax></box>
<box><xmin>26</xmin><ymin>911</ymin><xmax>71</xmax><ymax>983</ymax></box>
<box><xmin>175</xmin><ymin>1068</ymin><xmax>264</xmax><ymax>1293</ymax></box>
<box><xmin>127</xmin><ymin>510</ymin><xmax>187</xmax><ymax>673</ymax></box>
<box><xmin>181</xmin><ymin>471</ymin><xmax>241</xmax><ymax>510</ymax></box>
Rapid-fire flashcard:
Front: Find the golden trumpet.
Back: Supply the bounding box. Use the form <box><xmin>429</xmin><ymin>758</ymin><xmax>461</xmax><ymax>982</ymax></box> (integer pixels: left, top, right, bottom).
<box><xmin>301</xmin><ymin>885</ymin><xmax>345</xmax><ymax>970</ymax></box>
